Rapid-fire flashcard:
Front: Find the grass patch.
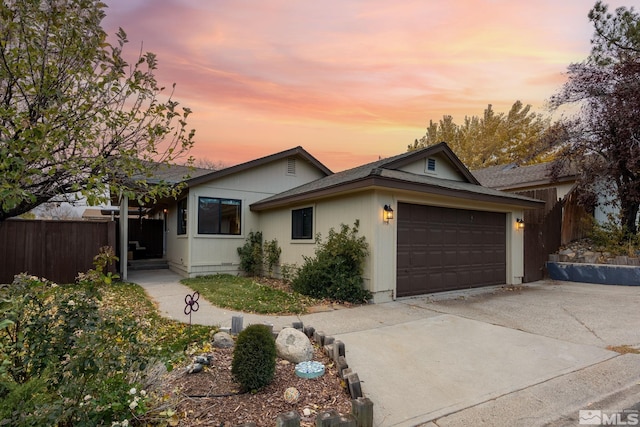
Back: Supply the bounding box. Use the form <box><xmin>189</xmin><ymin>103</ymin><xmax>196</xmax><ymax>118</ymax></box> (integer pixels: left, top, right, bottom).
<box><xmin>181</xmin><ymin>274</ymin><xmax>319</xmax><ymax>314</ymax></box>
<box><xmin>101</xmin><ymin>282</ymin><xmax>215</xmax><ymax>361</ymax></box>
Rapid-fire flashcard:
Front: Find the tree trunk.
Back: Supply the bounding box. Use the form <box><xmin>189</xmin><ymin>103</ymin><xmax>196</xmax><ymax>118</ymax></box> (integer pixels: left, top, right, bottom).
<box><xmin>620</xmin><ymin>200</ymin><xmax>639</xmax><ymax>236</ymax></box>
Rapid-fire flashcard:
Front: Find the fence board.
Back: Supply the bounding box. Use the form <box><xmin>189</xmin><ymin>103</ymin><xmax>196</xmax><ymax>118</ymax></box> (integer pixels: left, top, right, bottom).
<box><xmin>517</xmin><ymin>188</ymin><xmax>562</xmax><ymax>282</ymax></box>
<box><xmin>0</xmin><ymin>219</ymin><xmax>117</xmax><ymax>284</ymax></box>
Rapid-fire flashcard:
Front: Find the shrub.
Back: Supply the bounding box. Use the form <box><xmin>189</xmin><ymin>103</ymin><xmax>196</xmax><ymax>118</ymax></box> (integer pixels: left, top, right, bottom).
<box><xmin>589</xmin><ymin>216</ymin><xmax>640</xmax><ymax>256</ymax></box>
<box><xmin>237</xmin><ymin>231</ymin><xmax>263</xmax><ymax>276</ymax></box>
<box><xmin>292</xmin><ymin>220</ymin><xmax>372</xmax><ymax>304</ymax></box>
<box><xmin>237</xmin><ymin>232</ymin><xmax>282</xmax><ymax>277</ymax></box>
<box><xmin>76</xmin><ymin>246</ymin><xmax>120</xmax><ymax>285</ymax></box>
<box><xmin>263</xmin><ymin>238</ymin><xmax>281</xmax><ymax>277</ymax></box>
<box><xmin>0</xmin><ymin>275</ymin><xmax>149</xmax><ymax>426</ymax></box>
<box><xmin>231</xmin><ymin>324</ymin><xmax>276</xmax><ymax>392</ymax></box>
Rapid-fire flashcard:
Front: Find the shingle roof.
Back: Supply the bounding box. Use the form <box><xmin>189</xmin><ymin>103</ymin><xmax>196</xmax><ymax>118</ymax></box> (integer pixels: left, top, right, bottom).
<box><xmin>251</xmin><ymin>143</ymin><xmax>543</xmax><ymax>210</ymax></box>
<box><xmin>471</xmin><ymin>162</ymin><xmax>576</xmax><ymax>190</ymax></box>
<box><xmin>146</xmin><ymin>163</ymin><xmax>212</xmax><ymax>185</ymax></box>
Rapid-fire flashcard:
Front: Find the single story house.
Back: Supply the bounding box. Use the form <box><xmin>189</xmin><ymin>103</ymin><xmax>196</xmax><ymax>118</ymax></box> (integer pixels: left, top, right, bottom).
<box><xmin>124</xmin><ymin>143</ymin><xmax>543</xmax><ymax>303</ymax></box>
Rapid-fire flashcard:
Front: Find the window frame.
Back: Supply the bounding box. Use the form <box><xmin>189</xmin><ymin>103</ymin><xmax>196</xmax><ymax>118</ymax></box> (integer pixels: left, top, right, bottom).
<box><xmin>177</xmin><ymin>198</ymin><xmax>188</xmax><ymax>235</ymax></box>
<box><xmin>291</xmin><ymin>206</ymin><xmax>313</xmax><ymax>240</ymax></box>
<box><xmin>197</xmin><ymin>197</ymin><xmax>242</xmax><ymax>235</ymax></box>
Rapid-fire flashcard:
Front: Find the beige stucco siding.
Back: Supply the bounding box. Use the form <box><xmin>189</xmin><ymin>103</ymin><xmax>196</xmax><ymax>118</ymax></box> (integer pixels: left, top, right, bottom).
<box><xmin>259</xmin><ymin>188</ymin><xmax>526</xmax><ymax>304</ymax></box>
<box><xmin>398</xmin><ymin>153</ymin><xmax>467</xmax><ymax>181</ymax></box>
<box><xmin>166</xmin><ymin>157</ymin><xmax>326</xmax><ymax>277</ymax></box>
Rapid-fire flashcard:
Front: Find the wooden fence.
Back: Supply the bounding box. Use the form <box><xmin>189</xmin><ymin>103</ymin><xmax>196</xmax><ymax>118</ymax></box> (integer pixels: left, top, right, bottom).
<box><xmin>517</xmin><ymin>188</ymin><xmax>563</xmax><ymax>283</ymax></box>
<box><xmin>0</xmin><ymin>219</ymin><xmax>117</xmax><ymax>284</ymax></box>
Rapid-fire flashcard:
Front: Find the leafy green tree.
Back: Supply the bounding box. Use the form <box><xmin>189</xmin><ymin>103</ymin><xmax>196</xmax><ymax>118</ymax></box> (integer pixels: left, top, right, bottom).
<box><xmin>549</xmin><ymin>2</ymin><xmax>640</xmax><ymax>235</ymax></box>
<box><xmin>410</xmin><ymin>101</ymin><xmax>551</xmax><ymax>169</ymax></box>
<box><xmin>0</xmin><ymin>0</ymin><xmax>195</xmax><ymax>221</ymax></box>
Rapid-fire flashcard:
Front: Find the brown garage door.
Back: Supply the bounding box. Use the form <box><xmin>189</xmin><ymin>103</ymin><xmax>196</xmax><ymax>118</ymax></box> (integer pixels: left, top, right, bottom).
<box><xmin>397</xmin><ymin>203</ymin><xmax>506</xmax><ymax>297</ymax></box>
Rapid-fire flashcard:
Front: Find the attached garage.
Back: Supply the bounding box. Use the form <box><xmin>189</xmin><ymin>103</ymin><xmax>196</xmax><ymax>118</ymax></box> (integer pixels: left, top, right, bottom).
<box><xmin>397</xmin><ymin>203</ymin><xmax>506</xmax><ymax>296</ymax></box>
<box><xmin>251</xmin><ymin>142</ymin><xmax>545</xmax><ymax>303</ymax></box>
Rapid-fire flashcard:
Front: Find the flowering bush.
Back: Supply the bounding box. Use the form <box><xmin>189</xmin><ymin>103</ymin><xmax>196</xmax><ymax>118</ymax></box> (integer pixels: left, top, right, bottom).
<box><xmin>0</xmin><ymin>274</ymin><xmax>214</xmax><ymax>426</ymax></box>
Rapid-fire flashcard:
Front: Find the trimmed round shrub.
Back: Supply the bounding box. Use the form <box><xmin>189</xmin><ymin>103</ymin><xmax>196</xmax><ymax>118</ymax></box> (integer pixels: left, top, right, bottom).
<box><xmin>231</xmin><ymin>324</ymin><xmax>277</xmax><ymax>392</ymax></box>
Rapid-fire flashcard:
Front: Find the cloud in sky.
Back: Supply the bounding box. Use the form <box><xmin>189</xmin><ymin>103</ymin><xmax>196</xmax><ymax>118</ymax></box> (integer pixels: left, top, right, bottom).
<box><xmin>102</xmin><ymin>0</ymin><xmax>633</xmax><ymax>171</ymax></box>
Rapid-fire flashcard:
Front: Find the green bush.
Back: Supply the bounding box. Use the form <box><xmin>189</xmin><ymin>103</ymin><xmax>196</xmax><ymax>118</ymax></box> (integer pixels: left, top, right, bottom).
<box><xmin>237</xmin><ymin>232</ymin><xmax>282</xmax><ymax>277</ymax></box>
<box><xmin>0</xmin><ymin>275</ymin><xmax>149</xmax><ymax>426</ymax></box>
<box><xmin>263</xmin><ymin>238</ymin><xmax>281</xmax><ymax>277</ymax></box>
<box><xmin>237</xmin><ymin>231</ymin><xmax>263</xmax><ymax>276</ymax></box>
<box><xmin>231</xmin><ymin>324</ymin><xmax>276</xmax><ymax>392</ymax></box>
<box><xmin>589</xmin><ymin>216</ymin><xmax>640</xmax><ymax>256</ymax></box>
<box><xmin>292</xmin><ymin>220</ymin><xmax>372</xmax><ymax>304</ymax></box>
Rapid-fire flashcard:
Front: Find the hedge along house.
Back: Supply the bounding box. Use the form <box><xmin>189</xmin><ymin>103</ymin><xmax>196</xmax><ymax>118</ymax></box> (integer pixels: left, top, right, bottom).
<box><xmin>127</xmin><ymin>143</ymin><xmax>543</xmax><ymax>303</ymax></box>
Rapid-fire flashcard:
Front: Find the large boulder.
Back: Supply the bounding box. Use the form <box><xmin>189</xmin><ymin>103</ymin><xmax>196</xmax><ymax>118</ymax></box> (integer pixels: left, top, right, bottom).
<box><xmin>276</xmin><ymin>327</ymin><xmax>314</xmax><ymax>363</ymax></box>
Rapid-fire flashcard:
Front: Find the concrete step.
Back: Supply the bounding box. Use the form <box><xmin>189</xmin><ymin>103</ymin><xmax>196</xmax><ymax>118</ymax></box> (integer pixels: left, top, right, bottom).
<box><xmin>128</xmin><ymin>259</ymin><xmax>169</xmax><ymax>271</ymax></box>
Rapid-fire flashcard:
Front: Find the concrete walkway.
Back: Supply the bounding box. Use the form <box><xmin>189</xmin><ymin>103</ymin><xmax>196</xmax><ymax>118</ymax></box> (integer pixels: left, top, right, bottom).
<box><xmin>129</xmin><ymin>270</ymin><xmax>640</xmax><ymax>427</ymax></box>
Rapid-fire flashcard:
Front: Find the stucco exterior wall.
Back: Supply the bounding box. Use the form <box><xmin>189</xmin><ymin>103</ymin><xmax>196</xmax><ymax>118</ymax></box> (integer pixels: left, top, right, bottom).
<box><xmin>398</xmin><ymin>153</ymin><xmax>467</xmax><ymax>181</ymax></box>
<box><xmin>259</xmin><ymin>189</ymin><xmax>526</xmax><ymax>304</ymax></box>
<box><xmin>165</xmin><ymin>157</ymin><xmax>326</xmax><ymax>277</ymax></box>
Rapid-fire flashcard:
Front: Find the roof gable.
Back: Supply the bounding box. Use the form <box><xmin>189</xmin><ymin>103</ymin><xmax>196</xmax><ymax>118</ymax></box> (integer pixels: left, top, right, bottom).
<box><xmin>250</xmin><ymin>142</ymin><xmax>542</xmax><ymax>211</ymax></box>
<box><xmin>379</xmin><ymin>142</ymin><xmax>480</xmax><ymax>185</ymax></box>
<box><xmin>185</xmin><ymin>146</ymin><xmax>332</xmax><ymax>188</ymax></box>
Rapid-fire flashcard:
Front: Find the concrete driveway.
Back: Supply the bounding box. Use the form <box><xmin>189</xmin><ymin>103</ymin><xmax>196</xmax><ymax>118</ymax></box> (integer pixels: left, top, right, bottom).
<box><xmin>131</xmin><ymin>271</ymin><xmax>640</xmax><ymax>427</ymax></box>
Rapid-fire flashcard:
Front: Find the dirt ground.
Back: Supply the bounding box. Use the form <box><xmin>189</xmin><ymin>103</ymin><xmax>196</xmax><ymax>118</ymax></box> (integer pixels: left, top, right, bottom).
<box><xmin>160</xmin><ymin>345</ymin><xmax>352</xmax><ymax>426</ymax></box>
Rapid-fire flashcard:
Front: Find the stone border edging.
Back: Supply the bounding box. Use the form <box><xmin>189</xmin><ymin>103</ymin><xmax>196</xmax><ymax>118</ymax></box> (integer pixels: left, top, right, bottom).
<box><xmin>225</xmin><ymin>317</ymin><xmax>374</xmax><ymax>427</ymax></box>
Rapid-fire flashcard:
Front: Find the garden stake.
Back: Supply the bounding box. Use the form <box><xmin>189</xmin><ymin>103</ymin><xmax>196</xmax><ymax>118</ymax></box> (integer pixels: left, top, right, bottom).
<box><xmin>184</xmin><ymin>291</ymin><xmax>200</xmax><ymax>327</ymax></box>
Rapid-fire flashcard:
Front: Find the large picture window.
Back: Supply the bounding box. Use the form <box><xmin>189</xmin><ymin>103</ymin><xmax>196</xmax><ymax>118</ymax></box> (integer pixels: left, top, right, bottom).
<box><xmin>177</xmin><ymin>198</ymin><xmax>188</xmax><ymax>235</ymax></box>
<box><xmin>198</xmin><ymin>197</ymin><xmax>241</xmax><ymax>235</ymax></box>
<box><xmin>292</xmin><ymin>207</ymin><xmax>313</xmax><ymax>239</ymax></box>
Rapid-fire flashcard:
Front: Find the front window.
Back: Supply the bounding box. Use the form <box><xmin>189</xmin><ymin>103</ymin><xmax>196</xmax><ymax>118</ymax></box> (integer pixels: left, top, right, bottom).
<box><xmin>292</xmin><ymin>207</ymin><xmax>313</xmax><ymax>239</ymax></box>
<box><xmin>198</xmin><ymin>197</ymin><xmax>241</xmax><ymax>235</ymax></box>
<box><xmin>177</xmin><ymin>198</ymin><xmax>187</xmax><ymax>235</ymax></box>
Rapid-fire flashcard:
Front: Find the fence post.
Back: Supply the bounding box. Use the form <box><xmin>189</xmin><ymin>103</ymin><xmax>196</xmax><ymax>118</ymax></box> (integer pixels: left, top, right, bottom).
<box><xmin>315</xmin><ymin>409</ymin><xmax>340</xmax><ymax>426</ymax></box>
<box><xmin>231</xmin><ymin>315</ymin><xmax>244</xmax><ymax>335</ymax></box>
<box><xmin>351</xmin><ymin>397</ymin><xmax>373</xmax><ymax>427</ymax></box>
<box><xmin>276</xmin><ymin>411</ymin><xmax>300</xmax><ymax>427</ymax></box>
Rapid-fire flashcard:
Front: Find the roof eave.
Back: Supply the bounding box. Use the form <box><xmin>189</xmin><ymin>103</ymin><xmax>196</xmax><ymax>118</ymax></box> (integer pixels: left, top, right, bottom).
<box><xmin>493</xmin><ymin>175</ymin><xmax>576</xmax><ymax>191</ymax></box>
<box><xmin>250</xmin><ymin>175</ymin><xmax>544</xmax><ymax>211</ymax></box>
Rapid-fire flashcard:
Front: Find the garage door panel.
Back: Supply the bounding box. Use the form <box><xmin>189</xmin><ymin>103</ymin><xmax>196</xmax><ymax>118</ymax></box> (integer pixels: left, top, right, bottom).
<box><xmin>397</xmin><ymin>203</ymin><xmax>506</xmax><ymax>297</ymax></box>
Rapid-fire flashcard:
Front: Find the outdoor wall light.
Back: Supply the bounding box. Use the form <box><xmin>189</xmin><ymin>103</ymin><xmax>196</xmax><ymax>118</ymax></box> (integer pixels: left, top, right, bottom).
<box><xmin>516</xmin><ymin>218</ymin><xmax>525</xmax><ymax>230</ymax></box>
<box><xmin>383</xmin><ymin>204</ymin><xmax>394</xmax><ymax>224</ymax></box>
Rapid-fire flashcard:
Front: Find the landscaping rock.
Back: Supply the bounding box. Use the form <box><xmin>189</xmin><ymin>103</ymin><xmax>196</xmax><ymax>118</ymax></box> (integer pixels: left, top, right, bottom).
<box><xmin>212</xmin><ymin>331</ymin><xmax>235</xmax><ymax>348</ymax></box>
<box><xmin>187</xmin><ymin>363</ymin><xmax>203</xmax><ymax>374</ymax></box>
<box><xmin>195</xmin><ymin>355</ymin><xmax>213</xmax><ymax>365</ymax></box>
<box><xmin>276</xmin><ymin>327</ymin><xmax>314</xmax><ymax>363</ymax></box>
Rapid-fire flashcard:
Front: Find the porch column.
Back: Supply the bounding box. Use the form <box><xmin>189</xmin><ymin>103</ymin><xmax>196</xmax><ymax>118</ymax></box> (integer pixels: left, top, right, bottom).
<box><xmin>120</xmin><ymin>195</ymin><xmax>128</xmax><ymax>281</ymax></box>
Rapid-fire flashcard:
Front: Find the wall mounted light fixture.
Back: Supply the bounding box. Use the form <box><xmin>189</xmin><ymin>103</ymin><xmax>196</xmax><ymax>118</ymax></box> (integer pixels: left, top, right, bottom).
<box><xmin>383</xmin><ymin>204</ymin><xmax>394</xmax><ymax>224</ymax></box>
<box><xmin>516</xmin><ymin>218</ymin><xmax>525</xmax><ymax>230</ymax></box>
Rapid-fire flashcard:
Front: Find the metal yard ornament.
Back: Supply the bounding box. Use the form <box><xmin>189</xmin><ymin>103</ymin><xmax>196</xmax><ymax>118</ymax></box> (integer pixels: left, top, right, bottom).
<box><xmin>184</xmin><ymin>291</ymin><xmax>200</xmax><ymax>326</ymax></box>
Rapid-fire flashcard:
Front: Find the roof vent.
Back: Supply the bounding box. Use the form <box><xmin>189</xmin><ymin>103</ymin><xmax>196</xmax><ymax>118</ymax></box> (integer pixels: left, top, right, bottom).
<box><xmin>287</xmin><ymin>158</ymin><xmax>296</xmax><ymax>175</ymax></box>
<box><xmin>426</xmin><ymin>158</ymin><xmax>436</xmax><ymax>172</ymax></box>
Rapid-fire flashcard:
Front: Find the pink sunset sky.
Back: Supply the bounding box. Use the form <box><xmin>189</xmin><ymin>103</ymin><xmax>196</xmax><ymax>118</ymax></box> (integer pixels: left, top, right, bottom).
<box><xmin>102</xmin><ymin>0</ymin><xmax>633</xmax><ymax>172</ymax></box>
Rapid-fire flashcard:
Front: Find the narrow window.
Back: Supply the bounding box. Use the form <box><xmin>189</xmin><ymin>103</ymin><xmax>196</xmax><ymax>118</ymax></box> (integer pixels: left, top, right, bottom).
<box><xmin>198</xmin><ymin>197</ymin><xmax>241</xmax><ymax>235</ymax></box>
<box><xmin>427</xmin><ymin>158</ymin><xmax>436</xmax><ymax>172</ymax></box>
<box><xmin>291</xmin><ymin>207</ymin><xmax>313</xmax><ymax>239</ymax></box>
<box><xmin>287</xmin><ymin>158</ymin><xmax>296</xmax><ymax>175</ymax></box>
<box><xmin>177</xmin><ymin>198</ymin><xmax>188</xmax><ymax>235</ymax></box>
